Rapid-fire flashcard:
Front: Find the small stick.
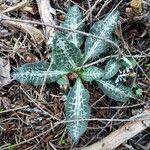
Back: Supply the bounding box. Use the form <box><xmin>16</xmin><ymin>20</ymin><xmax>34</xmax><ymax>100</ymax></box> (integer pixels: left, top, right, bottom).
<box><xmin>81</xmin><ymin>108</ymin><xmax>150</xmax><ymax>150</ymax></box>
<box><xmin>0</xmin><ymin>15</ymin><xmax>121</xmax><ymax>51</ymax></box>
<box><xmin>36</xmin><ymin>0</ymin><xmax>55</xmax><ymax>45</ymax></box>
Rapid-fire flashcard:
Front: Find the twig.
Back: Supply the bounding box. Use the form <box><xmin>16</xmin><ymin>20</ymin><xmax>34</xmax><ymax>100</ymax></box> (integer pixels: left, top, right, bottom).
<box><xmin>0</xmin><ymin>105</ymin><xmax>29</xmax><ymax>114</ymax></box>
<box><xmin>81</xmin><ymin>108</ymin><xmax>150</xmax><ymax>150</ymax></box>
<box><xmin>1</xmin><ymin>0</ymin><xmax>29</xmax><ymax>14</ymax></box>
<box><xmin>36</xmin><ymin>0</ymin><xmax>55</xmax><ymax>45</ymax></box>
<box><xmin>0</xmin><ymin>15</ymin><xmax>121</xmax><ymax>51</ymax></box>
<box><xmin>81</xmin><ymin>54</ymin><xmax>149</xmax><ymax>68</ymax></box>
<box><xmin>93</xmin><ymin>101</ymin><xmax>146</xmax><ymax>109</ymax></box>
<box><xmin>0</xmin><ymin>125</ymin><xmax>57</xmax><ymax>150</ymax></box>
<box><xmin>0</xmin><ymin>14</ymin><xmax>44</xmax><ymax>44</ymax></box>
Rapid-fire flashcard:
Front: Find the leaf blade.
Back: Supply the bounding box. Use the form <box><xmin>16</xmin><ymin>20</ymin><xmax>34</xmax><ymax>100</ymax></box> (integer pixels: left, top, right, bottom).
<box><xmin>83</xmin><ymin>11</ymin><xmax>120</xmax><ymax>63</ymax></box>
<box><xmin>97</xmin><ymin>80</ymin><xmax>134</xmax><ymax>102</ymax></box>
<box><xmin>52</xmin><ymin>33</ymin><xmax>82</xmax><ymax>71</ymax></box>
<box><xmin>63</xmin><ymin>5</ymin><xmax>85</xmax><ymax>48</ymax></box>
<box><xmin>65</xmin><ymin>78</ymin><xmax>90</xmax><ymax>143</ymax></box>
<box><xmin>102</xmin><ymin>59</ymin><xmax>120</xmax><ymax>80</ymax></box>
<box><xmin>11</xmin><ymin>61</ymin><xmax>68</xmax><ymax>86</ymax></box>
<box><xmin>80</xmin><ymin>66</ymin><xmax>104</xmax><ymax>82</ymax></box>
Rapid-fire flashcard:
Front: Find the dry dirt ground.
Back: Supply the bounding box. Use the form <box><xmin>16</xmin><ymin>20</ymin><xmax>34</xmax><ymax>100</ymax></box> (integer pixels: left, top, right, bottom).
<box><xmin>0</xmin><ymin>0</ymin><xmax>150</xmax><ymax>150</ymax></box>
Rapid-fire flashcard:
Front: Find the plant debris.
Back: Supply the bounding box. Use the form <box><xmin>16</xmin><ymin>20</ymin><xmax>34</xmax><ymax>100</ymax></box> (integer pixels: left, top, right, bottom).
<box><xmin>0</xmin><ymin>0</ymin><xmax>150</xmax><ymax>149</ymax></box>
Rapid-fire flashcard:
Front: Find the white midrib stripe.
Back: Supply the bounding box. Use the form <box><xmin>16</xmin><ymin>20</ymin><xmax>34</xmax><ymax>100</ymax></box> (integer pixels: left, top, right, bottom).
<box><xmin>74</xmin><ymin>80</ymin><xmax>81</xmax><ymax>135</ymax></box>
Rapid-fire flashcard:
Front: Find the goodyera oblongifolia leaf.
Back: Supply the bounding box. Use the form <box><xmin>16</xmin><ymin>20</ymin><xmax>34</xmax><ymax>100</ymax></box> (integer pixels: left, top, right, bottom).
<box><xmin>97</xmin><ymin>80</ymin><xmax>135</xmax><ymax>102</ymax></box>
<box><xmin>102</xmin><ymin>59</ymin><xmax>120</xmax><ymax>80</ymax></box>
<box><xmin>80</xmin><ymin>66</ymin><xmax>104</xmax><ymax>82</ymax></box>
<box><xmin>11</xmin><ymin>61</ymin><xmax>68</xmax><ymax>86</ymax></box>
<box><xmin>52</xmin><ymin>33</ymin><xmax>82</xmax><ymax>71</ymax></box>
<box><xmin>63</xmin><ymin>5</ymin><xmax>85</xmax><ymax>48</ymax></box>
<box><xmin>83</xmin><ymin>11</ymin><xmax>120</xmax><ymax>63</ymax></box>
<box><xmin>65</xmin><ymin>78</ymin><xmax>90</xmax><ymax>143</ymax></box>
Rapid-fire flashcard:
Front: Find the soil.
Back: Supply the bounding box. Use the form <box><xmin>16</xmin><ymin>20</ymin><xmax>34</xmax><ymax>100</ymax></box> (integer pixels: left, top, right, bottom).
<box><xmin>0</xmin><ymin>0</ymin><xmax>150</xmax><ymax>150</ymax></box>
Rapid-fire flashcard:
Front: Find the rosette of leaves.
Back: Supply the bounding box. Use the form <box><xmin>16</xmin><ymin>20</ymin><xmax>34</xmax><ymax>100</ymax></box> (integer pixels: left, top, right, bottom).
<box><xmin>11</xmin><ymin>5</ymin><xmax>135</xmax><ymax>143</ymax></box>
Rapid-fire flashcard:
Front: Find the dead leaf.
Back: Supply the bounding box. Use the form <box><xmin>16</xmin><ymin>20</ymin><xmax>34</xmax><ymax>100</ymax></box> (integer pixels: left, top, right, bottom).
<box><xmin>0</xmin><ymin>58</ymin><xmax>11</xmax><ymax>89</ymax></box>
<box><xmin>0</xmin><ymin>97</ymin><xmax>11</xmax><ymax>109</ymax></box>
<box><xmin>130</xmin><ymin>0</ymin><xmax>142</xmax><ymax>15</ymax></box>
<box><xmin>1</xmin><ymin>14</ymin><xmax>44</xmax><ymax>45</ymax></box>
<box><xmin>36</xmin><ymin>0</ymin><xmax>56</xmax><ymax>45</ymax></box>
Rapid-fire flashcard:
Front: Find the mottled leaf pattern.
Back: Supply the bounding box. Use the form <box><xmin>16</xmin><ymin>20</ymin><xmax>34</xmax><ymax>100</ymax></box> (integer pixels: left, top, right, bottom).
<box><xmin>80</xmin><ymin>66</ymin><xmax>104</xmax><ymax>81</ymax></box>
<box><xmin>83</xmin><ymin>11</ymin><xmax>120</xmax><ymax>63</ymax></box>
<box><xmin>65</xmin><ymin>78</ymin><xmax>90</xmax><ymax>143</ymax></box>
<box><xmin>102</xmin><ymin>59</ymin><xmax>120</xmax><ymax>80</ymax></box>
<box><xmin>119</xmin><ymin>57</ymin><xmax>137</xmax><ymax>69</ymax></box>
<box><xmin>11</xmin><ymin>61</ymin><xmax>68</xmax><ymax>86</ymax></box>
<box><xmin>10</xmin><ymin>6</ymin><xmax>133</xmax><ymax>143</ymax></box>
<box><xmin>52</xmin><ymin>33</ymin><xmax>82</xmax><ymax>71</ymax></box>
<box><xmin>63</xmin><ymin>5</ymin><xmax>84</xmax><ymax>48</ymax></box>
<box><xmin>57</xmin><ymin>76</ymin><xmax>69</xmax><ymax>86</ymax></box>
<box><xmin>97</xmin><ymin>80</ymin><xmax>134</xmax><ymax>102</ymax></box>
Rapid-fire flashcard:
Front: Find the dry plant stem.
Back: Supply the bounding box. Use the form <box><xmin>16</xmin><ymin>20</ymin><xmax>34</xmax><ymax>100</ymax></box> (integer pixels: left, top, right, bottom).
<box><xmin>0</xmin><ymin>105</ymin><xmax>29</xmax><ymax>114</ymax></box>
<box><xmin>36</xmin><ymin>0</ymin><xmax>55</xmax><ymax>45</ymax></box>
<box><xmin>20</xmin><ymin>87</ymin><xmax>60</xmax><ymax>121</ymax></box>
<box><xmin>81</xmin><ymin>109</ymin><xmax>150</xmax><ymax>150</ymax></box>
<box><xmin>0</xmin><ymin>14</ymin><xmax>44</xmax><ymax>44</ymax></box>
<box><xmin>0</xmin><ymin>125</ymin><xmax>57</xmax><ymax>150</ymax></box>
<box><xmin>0</xmin><ymin>15</ymin><xmax>121</xmax><ymax>52</ymax></box>
<box><xmin>96</xmin><ymin>0</ymin><xmax>112</xmax><ymax>18</ymax></box>
<box><xmin>1</xmin><ymin>0</ymin><xmax>29</xmax><ymax>14</ymax></box>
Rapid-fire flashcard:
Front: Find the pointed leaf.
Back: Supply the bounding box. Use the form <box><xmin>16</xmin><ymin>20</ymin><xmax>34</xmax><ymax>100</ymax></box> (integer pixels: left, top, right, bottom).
<box><xmin>63</xmin><ymin>5</ymin><xmax>85</xmax><ymax>48</ymax></box>
<box><xmin>80</xmin><ymin>66</ymin><xmax>104</xmax><ymax>82</ymax></box>
<box><xmin>57</xmin><ymin>76</ymin><xmax>69</xmax><ymax>86</ymax></box>
<box><xmin>119</xmin><ymin>57</ymin><xmax>137</xmax><ymax>69</ymax></box>
<box><xmin>97</xmin><ymin>80</ymin><xmax>134</xmax><ymax>102</ymax></box>
<box><xmin>52</xmin><ymin>33</ymin><xmax>82</xmax><ymax>71</ymax></box>
<box><xmin>83</xmin><ymin>11</ymin><xmax>120</xmax><ymax>63</ymax></box>
<box><xmin>11</xmin><ymin>61</ymin><xmax>68</xmax><ymax>86</ymax></box>
<box><xmin>102</xmin><ymin>59</ymin><xmax>120</xmax><ymax>80</ymax></box>
<box><xmin>65</xmin><ymin>78</ymin><xmax>90</xmax><ymax>143</ymax></box>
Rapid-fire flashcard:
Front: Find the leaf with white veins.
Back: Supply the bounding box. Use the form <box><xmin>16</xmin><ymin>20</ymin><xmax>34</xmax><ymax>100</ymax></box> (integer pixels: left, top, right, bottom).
<box><xmin>80</xmin><ymin>66</ymin><xmax>104</xmax><ymax>82</ymax></box>
<box><xmin>63</xmin><ymin>5</ymin><xmax>85</xmax><ymax>48</ymax></box>
<box><xmin>11</xmin><ymin>61</ymin><xmax>68</xmax><ymax>86</ymax></box>
<box><xmin>52</xmin><ymin>33</ymin><xmax>82</xmax><ymax>71</ymax></box>
<box><xmin>65</xmin><ymin>78</ymin><xmax>90</xmax><ymax>143</ymax></box>
<box><xmin>102</xmin><ymin>59</ymin><xmax>120</xmax><ymax>80</ymax></box>
<box><xmin>97</xmin><ymin>80</ymin><xmax>134</xmax><ymax>102</ymax></box>
<box><xmin>83</xmin><ymin>11</ymin><xmax>120</xmax><ymax>63</ymax></box>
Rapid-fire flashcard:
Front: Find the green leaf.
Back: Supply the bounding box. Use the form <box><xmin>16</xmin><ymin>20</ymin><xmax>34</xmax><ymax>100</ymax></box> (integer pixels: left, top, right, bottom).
<box><xmin>135</xmin><ymin>88</ymin><xmax>143</xmax><ymax>96</ymax></box>
<box><xmin>145</xmin><ymin>64</ymin><xmax>150</xmax><ymax>67</ymax></box>
<box><xmin>65</xmin><ymin>78</ymin><xmax>90</xmax><ymax>143</ymax></box>
<box><xmin>11</xmin><ymin>61</ymin><xmax>68</xmax><ymax>86</ymax></box>
<box><xmin>57</xmin><ymin>76</ymin><xmax>69</xmax><ymax>86</ymax></box>
<box><xmin>102</xmin><ymin>59</ymin><xmax>120</xmax><ymax>80</ymax></box>
<box><xmin>83</xmin><ymin>11</ymin><xmax>120</xmax><ymax>63</ymax></box>
<box><xmin>97</xmin><ymin>80</ymin><xmax>134</xmax><ymax>102</ymax></box>
<box><xmin>8</xmin><ymin>145</ymin><xmax>17</xmax><ymax>150</ymax></box>
<box><xmin>119</xmin><ymin>57</ymin><xmax>137</xmax><ymax>69</ymax></box>
<box><xmin>63</xmin><ymin>5</ymin><xmax>85</xmax><ymax>48</ymax></box>
<box><xmin>52</xmin><ymin>33</ymin><xmax>82</xmax><ymax>71</ymax></box>
<box><xmin>80</xmin><ymin>66</ymin><xmax>104</xmax><ymax>82</ymax></box>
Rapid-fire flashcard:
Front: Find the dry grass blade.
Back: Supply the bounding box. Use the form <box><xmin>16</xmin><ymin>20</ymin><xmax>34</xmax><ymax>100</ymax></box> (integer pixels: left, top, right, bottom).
<box><xmin>0</xmin><ymin>14</ymin><xmax>44</xmax><ymax>45</ymax></box>
<box><xmin>36</xmin><ymin>0</ymin><xmax>55</xmax><ymax>45</ymax></box>
<box><xmin>0</xmin><ymin>58</ymin><xmax>11</xmax><ymax>89</ymax></box>
<box><xmin>1</xmin><ymin>0</ymin><xmax>29</xmax><ymax>14</ymax></box>
<box><xmin>81</xmin><ymin>107</ymin><xmax>150</xmax><ymax>150</ymax></box>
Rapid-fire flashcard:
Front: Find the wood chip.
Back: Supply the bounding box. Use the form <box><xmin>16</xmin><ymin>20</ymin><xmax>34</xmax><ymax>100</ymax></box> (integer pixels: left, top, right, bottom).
<box><xmin>0</xmin><ymin>58</ymin><xmax>11</xmax><ymax>89</ymax></box>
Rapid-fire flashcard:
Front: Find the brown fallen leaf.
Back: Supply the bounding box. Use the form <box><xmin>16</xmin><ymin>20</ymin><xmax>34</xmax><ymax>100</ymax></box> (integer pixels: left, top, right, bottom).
<box><xmin>0</xmin><ymin>97</ymin><xmax>11</xmax><ymax>109</ymax></box>
<box><xmin>0</xmin><ymin>14</ymin><xmax>44</xmax><ymax>45</ymax></box>
<box><xmin>130</xmin><ymin>0</ymin><xmax>142</xmax><ymax>15</ymax></box>
<box><xmin>36</xmin><ymin>0</ymin><xmax>56</xmax><ymax>45</ymax></box>
<box><xmin>0</xmin><ymin>58</ymin><xmax>11</xmax><ymax>89</ymax></box>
